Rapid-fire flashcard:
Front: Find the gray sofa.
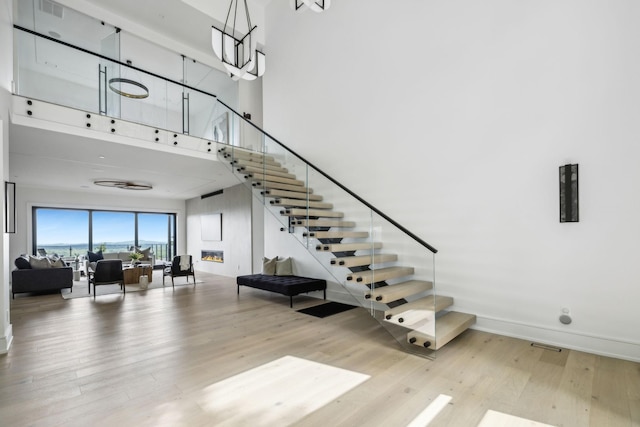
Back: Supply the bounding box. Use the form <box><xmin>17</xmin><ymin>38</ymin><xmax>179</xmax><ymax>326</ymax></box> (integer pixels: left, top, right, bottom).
<box><xmin>11</xmin><ymin>256</ymin><xmax>73</xmax><ymax>298</ymax></box>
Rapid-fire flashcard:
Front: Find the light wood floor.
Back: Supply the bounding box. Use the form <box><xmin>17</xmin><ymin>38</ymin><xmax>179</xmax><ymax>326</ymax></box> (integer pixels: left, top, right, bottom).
<box><xmin>1</xmin><ymin>273</ymin><xmax>639</xmax><ymax>427</ymax></box>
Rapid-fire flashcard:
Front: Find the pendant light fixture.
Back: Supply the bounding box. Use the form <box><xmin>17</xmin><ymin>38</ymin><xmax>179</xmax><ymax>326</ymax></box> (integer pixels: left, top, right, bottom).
<box><xmin>291</xmin><ymin>0</ymin><xmax>331</xmax><ymax>13</ymax></box>
<box><xmin>211</xmin><ymin>0</ymin><xmax>265</xmax><ymax>81</ymax></box>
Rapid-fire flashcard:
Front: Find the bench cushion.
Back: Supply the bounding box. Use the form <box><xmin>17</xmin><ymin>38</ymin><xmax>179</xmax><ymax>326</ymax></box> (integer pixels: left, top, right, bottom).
<box><xmin>237</xmin><ymin>274</ymin><xmax>326</xmax><ymax>296</ymax></box>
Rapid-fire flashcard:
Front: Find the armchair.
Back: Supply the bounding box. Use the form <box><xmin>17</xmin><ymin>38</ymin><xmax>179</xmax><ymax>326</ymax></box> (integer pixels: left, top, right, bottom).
<box><xmin>163</xmin><ymin>255</ymin><xmax>195</xmax><ymax>289</ymax></box>
<box><xmin>89</xmin><ymin>259</ymin><xmax>125</xmax><ymax>299</ymax></box>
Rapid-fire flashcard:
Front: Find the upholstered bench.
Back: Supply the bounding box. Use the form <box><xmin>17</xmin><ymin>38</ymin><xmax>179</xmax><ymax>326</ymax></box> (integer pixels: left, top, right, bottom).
<box><xmin>237</xmin><ymin>274</ymin><xmax>327</xmax><ymax>307</ymax></box>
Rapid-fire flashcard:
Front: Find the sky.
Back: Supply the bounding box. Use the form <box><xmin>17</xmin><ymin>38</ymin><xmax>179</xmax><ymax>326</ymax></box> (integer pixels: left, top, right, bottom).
<box><xmin>36</xmin><ymin>209</ymin><xmax>172</xmax><ymax>244</ymax></box>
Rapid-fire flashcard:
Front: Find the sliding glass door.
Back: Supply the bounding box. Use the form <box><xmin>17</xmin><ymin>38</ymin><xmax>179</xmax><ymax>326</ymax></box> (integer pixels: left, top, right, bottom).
<box><xmin>33</xmin><ymin>208</ymin><xmax>89</xmax><ymax>257</ymax></box>
<box><xmin>138</xmin><ymin>213</ymin><xmax>175</xmax><ymax>262</ymax></box>
<box><xmin>91</xmin><ymin>211</ymin><xmax>135</xmax><ymax>253</ymax></box>
<box><xmin>33</xmin><ymin>207</ymin><xmax>176</xmax><ymax>262</ymax></box>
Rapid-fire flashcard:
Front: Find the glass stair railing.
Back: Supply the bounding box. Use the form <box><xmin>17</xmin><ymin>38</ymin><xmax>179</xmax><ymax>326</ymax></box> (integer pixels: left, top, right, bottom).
<box><xmin>12</xmin><ymin>24</ymin><xmax>476</xmax><ymax>359</ymax></box>
<box><xmin>216</xmin><ymin>143</ymin><xmax>477</xmax><ymax>358</ymax></box>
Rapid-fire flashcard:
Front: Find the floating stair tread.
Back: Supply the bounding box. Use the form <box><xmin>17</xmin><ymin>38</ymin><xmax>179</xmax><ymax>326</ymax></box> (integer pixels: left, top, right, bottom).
<box><xmin>365</xmin><ymin>280</ymin><xmax>433</xmax><ymax>303</ymax></box>
<box><xmin>348</xmin><ymin>266</ymin><xmax>414</xmax><ymax>285</ymax></box>
<box><xmin>247</xmin><ymin>174</ymin><xmax>304</xmax><ymax>186</ymax></box>
<box><xmin>306</xmin><ymin>231</ymin><xmax>369</xmax><ymax>239</ymax></box>
<box><xmin>331</xmin><ymin>254</ymin><xmax>398</xmax><ymax>267</ymax></box>
<box><xmin>254</xmin><ymin>182</ymin><xmax>314</xmax><ymax>193</ymax></box>
<box><xmin>295</xmin><ymin>219</ymin><xmax>356</xmax><ymax>228</ymax></box>
<box><xmin>271</xmin><ymin>199</ymin><xmax>333</xmax><ymax>209</ymax></box>
<box><xmin>263</xmin><ymin>189</ymin><xmax>322</xmax><ymax>201</ymax></box>
<box><xmin>317</xmin><ymin>242</ymin><xmax>382</xmax><ymax>252</ymax></box>
<box><xmin>281</xmin><ymin>208</ymin><xmax>344</xmax><ymax>218</ymax></box>
<box><xmin>408</xmin><ymin>311</ymin><xmax>476</xmax><ymax>350</ymax></box>
<box><xmin>239</xmin><ymin>166</ymin><xmax>296</xmax><ymax>179</ymax></box>
<box><xmin>233</xmin><ymin>159</ymin><xmax>287</xmax><ymax>173</ymax></box>
<box><xmin>219</xmin><ymin>147</ymin><xmax>277</xmax><ymax>163</ymax></box>
<box><xmin>384</xmin><ymin>296</ymin><xmax>454</xmax><ymax>327</ymax></box>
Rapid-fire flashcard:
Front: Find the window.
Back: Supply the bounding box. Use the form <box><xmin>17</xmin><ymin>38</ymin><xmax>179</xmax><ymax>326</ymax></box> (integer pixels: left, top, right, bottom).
<box><xmin>33</xmin><ymin>207</ymin><xmax>176</xmax><ymax>261</ymax></box>
<box><xmin>33</xmin><ymin>208</ymin><xmax>89</xmax><ymax>257</ymax></box>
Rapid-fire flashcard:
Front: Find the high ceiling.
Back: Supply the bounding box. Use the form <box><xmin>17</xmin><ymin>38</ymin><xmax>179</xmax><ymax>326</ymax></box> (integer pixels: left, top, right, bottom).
<box><xmin>9</xmin><ymin>0</ymin><xmax>271</xmax><ymax>200</ymax></box>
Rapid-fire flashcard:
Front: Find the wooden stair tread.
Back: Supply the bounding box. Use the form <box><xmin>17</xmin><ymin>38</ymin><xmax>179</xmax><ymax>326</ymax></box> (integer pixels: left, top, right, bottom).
<box><xmin>384</xmin><ymin>295</ymin><xmax>454</xmax><ymax>327</ymax></box>
<box><xmin>253</xmin><ymin>182</ymin><xmax>314</xmax><ymax>193</ymax></box>
<box><xmin>305</xmin><ymin>231</ymin><xmax>369</xmax><ymax>239</ymax></box>
<box><xmin>348</xmin><ymin>266</ymin><xmax>414</xmax><ymax>285</ymax></box>
<box><xmin>408</xmin><ymin>311</ymin><xmax>476</xmax><ymax>350</ymax></box>
<box><xmin>330</xmin><ymin>254</ymin><xmax>397</xmax><ymax>267</ymax></box>
<box><xmin>317</xmin><ymin>242</ymin><xmax>381</xmax><ymax>252</ymax></box>
<box><xmin>247</xmin><ymin>173</ymin><xmax>304</xmax><ymax>186</ymax></box>
<box><xmin>270</xmin><ymin>199</ymin><xmax>333</xmax><ymax>209</ymax></box>
<box><xmin>233</xmin><ymin>159</ymin><xmax>287</xmax><ymax>173</ymax></box>
<box><xmin>219</xmin><ymin>147</ymin><xmax>277</xmax><ymax>163</ymax></box>
<box><xmin>239</xmin><ymin>166</ymin><xmax>296</xmax><ymax>179</ymax></box>
<box><xmin>281</xmin><ymin>208</ymin><xmax>344</xmax><ymax>218</ymax></box>
<box><xmin>263</xmin><ymin>189</ymin><xmax>323</xmax><ymax>201</ymax></box>
<box><xmin>295</xmin><ymin>219</ymin><xmax>355</xmax><ymax>227</ymax></box>
<box><xmin>365</xmin><ymin>280</ymin><xmax>433</xmax><ymax>303</ymax></box>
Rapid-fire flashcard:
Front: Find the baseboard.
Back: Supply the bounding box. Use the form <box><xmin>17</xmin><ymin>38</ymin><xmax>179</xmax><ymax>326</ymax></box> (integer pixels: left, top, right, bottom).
<box><xmin>0</xmin><ymin>324</ymin><xmax>13</xmax><ymax>354</ymax></box>
<box><xmin>473</xmin><ymin>314</ymin><xmax>640</xmax><ymax>363</ymax></box>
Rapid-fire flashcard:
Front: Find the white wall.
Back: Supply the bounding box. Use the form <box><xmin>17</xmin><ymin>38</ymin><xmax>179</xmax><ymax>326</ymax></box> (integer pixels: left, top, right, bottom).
<box><xmin>10</xmin><ymin>186</ymin><xmax>186</xmax><ymax>260</ymax></box>
<box><xmin>186</xmin><ymin>183</ymin><xmax>253</xmax><ymax>276</ymax></box>
<box><xmin>263</xmin><ymin>1</ymin><xmax>640</xmax><ymax>361</ymax></box>
<box><xmin>0</xmin><ymin>0</ymin><xmax>13</xmax><ymax>353</ymax></box>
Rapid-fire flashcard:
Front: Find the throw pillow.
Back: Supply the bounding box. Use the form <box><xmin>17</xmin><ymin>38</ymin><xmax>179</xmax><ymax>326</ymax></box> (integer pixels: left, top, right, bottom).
<box><xmin>140</xmin><ymin>247</ymin><xmax>151</xmax><ymax>260</ymax></box>
<box><xmin>262</xmin><ymin>256</ymin><xmax>278</xmax><ymax>275</ymax></box>
<box><xmin>275</xmin><ymin>257</ymin><xmax>293</xmax><ymax>276</ymax></box>
<box><xmin>14</xmin><ymin>256</ymin><xmax>31</xmax><ymax>270</ymax></box>
<box><xmin>87</xmin><ymin>250</ymin><xmax>103</xmax><ymax>262</ymax></box>
<box><xmin>29</xmin><ymin>255</ymin><xmax>51</xmax><ymax>269</ymax></box>
<box><xmin>49</xmin><ymin>258</ymin><xmax>66</xmax><ymax>268</ymax></box>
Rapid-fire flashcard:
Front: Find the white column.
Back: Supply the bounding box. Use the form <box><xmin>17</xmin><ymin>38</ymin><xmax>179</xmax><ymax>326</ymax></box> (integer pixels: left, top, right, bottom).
<box><xmin>0</xmin><ymin>0</ymin><xmax>14</xmax><ymax>353</ymax></box>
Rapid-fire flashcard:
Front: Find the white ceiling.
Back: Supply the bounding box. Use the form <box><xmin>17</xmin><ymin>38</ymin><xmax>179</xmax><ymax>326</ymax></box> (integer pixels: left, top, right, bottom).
<box><xmin>9</xmin><ymin>121</ymin><xmax>243</xmax><ymax>199</ymax></box>
<box><xmin>9</xmin><ymin>0</ymin><xmax>270</xmax><ymax>200</ymax></box>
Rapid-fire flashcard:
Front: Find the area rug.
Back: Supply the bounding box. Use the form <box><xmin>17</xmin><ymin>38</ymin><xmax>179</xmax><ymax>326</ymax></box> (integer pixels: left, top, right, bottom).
<box><xmin>296</xmin><ymin>301</ymin><xmax>357</xmax><ymax>318</ymax></box>
<box><xmin>61</xmin><ymin>278</ymin><xmax>202</xmax><ymax>299</ymax></box>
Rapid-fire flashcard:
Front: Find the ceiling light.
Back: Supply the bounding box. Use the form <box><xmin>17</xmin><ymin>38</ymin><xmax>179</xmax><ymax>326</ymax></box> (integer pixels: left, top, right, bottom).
<box><xmin>211</xmin><ymin>0</ymin><xmax>265</xmax><ymax>81</ymax></box>
<box><xmin>108</xmin><ymin>60</ymin><xmax>150</xmax><ymax>98</ymax></box>
<box><xmin>94</xmin><ymin>180</ymin><xmax>152</xmax><ymax>190</ymax></box>
<box><xmin>291</xmin><ymin>0</ymin><xmax>331</xmax><ymax>13</ymax></box>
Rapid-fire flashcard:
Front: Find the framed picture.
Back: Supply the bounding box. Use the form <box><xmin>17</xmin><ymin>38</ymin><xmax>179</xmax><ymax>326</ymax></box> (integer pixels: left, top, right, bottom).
<box><xmin>5</xmin><ymin>181</ymin><xmax>15</xmax><ymax>233</ymax></box>
<box><xmin>212</xmin><ymin>112</ymin><xmax>229</xmax><ymax>143</ymax></box>
<box><xmin>201</xmin><ymin>213</ymin><xmax>222</xmax><ymax>241</ymax></box>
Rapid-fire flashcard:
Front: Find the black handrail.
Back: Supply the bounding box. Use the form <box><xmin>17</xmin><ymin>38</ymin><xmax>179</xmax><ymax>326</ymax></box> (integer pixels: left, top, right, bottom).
<box><xmin>214</xmin><ymin>98</ymin><xmax>438</xmax><ymax>254</ymax></box>
<box><xmin>14</xmin><ymin>25</ymin><xmax>438</xmax><ymax>254</ymax></box>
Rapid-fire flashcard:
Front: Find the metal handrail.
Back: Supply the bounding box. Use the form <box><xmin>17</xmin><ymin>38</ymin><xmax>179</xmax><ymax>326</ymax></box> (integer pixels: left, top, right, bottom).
<box><xmin>14</xmin><ymin>24</ymin><xmax>438</xmax><ymax>254</ymax></box>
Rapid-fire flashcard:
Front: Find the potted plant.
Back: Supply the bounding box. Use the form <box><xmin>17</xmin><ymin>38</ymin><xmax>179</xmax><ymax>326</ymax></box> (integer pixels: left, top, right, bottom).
<box><xmin>130</xmin><ymin>251</ymin><xmax>143</xmax><ymax>265</ymax></box>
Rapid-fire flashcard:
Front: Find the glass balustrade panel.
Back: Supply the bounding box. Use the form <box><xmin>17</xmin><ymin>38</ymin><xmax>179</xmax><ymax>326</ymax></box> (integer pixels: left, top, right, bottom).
<box><xmin>14</xmin><ymin>30</ymin><xmax>101</xmax><ymax>113</ymax></box>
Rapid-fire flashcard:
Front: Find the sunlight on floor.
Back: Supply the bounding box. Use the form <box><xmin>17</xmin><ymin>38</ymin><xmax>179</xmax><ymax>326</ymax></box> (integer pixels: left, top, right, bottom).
<box><xmin>406</xmin><ymin>394</ymin><xmax>452</xmax><ymax>427</ymax></box>
<box><xmin>477</xmin><ymin>409</ymin><xmax>556</xmax><ymax>427</ymax></box>
<box><xmin>197</xmin><ymin>355</ymin><xmax>370</xmax><ymax>426</ymax></box>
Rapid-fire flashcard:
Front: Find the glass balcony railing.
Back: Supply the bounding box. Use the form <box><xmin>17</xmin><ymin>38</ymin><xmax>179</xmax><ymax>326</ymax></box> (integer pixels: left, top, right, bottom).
<box><xmin>13</xmin><ymin>25</ymin><xmax>474</xmax><ymax>359</ymax></box>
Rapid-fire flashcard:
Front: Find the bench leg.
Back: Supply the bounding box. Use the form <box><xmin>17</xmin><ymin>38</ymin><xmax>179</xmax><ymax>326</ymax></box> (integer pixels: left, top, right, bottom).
<box><xmin>324</xmin><ymin>289</ymin><xmax>326</xmax><ymax>300</ymax></box>
<box><xmin>290</xmin><ymin>296</ymin><xmax>293</xmax><ymax>308</ymax></box>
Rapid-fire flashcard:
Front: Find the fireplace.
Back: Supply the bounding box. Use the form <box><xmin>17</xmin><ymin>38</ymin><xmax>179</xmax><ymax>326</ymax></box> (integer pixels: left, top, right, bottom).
<box><xmin>201</xmin><ymin>250</ymin><xmax>223</xmax><ymax>263</ymax></box>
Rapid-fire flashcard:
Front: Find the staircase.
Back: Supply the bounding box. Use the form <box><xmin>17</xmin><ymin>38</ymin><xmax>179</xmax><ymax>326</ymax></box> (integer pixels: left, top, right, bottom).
<box><xmin>220</xmin><ymin>146</ymin><xmax>476</xmax><ymax>355</ymax></box>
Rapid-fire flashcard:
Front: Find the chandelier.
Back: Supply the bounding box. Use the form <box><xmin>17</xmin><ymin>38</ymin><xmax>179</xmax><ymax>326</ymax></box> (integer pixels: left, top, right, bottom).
<box><xmin>211</xmin><ymin>0</ymin><xmax>265</xmax><ymax>81</ymax></box>
<box><xmin>94</xmin><ymin>180</ymin><xmax>152</xmax><ymax>191</ymax></box>
<box><xmin>291</xmin><ymin>0</ymin><xmax>331</xmax><ymax>13</ymax></box>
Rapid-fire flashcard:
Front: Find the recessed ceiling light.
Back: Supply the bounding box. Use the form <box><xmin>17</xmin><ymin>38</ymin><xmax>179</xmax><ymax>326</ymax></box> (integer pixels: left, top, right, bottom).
<box><xmin>98</xmin><ymin>155</ymin><xmax>105</xmax><ymax>159</ymax></box>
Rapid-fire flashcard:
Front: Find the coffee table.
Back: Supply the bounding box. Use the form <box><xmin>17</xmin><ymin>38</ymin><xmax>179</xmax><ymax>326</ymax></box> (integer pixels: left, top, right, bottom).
<box><xmin>123</xmin><ymin>264</ymin><xmax>153</xmax><ymax>285</ymax></box>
